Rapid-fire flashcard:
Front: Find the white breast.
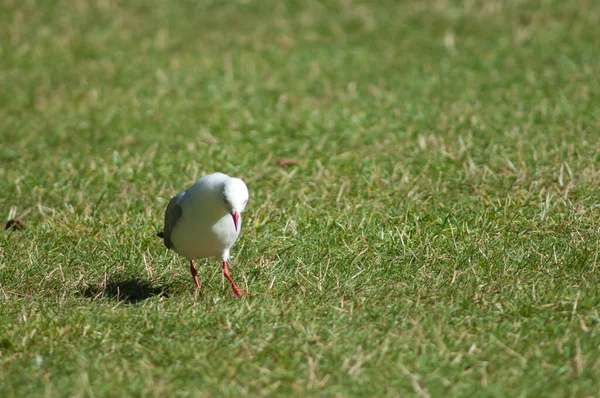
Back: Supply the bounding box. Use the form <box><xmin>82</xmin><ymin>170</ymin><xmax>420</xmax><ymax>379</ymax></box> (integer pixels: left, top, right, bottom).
<box><xmin>169</xmin><ymin>196</ymin><xmax>241</xmax><ymax>261</ymax></box>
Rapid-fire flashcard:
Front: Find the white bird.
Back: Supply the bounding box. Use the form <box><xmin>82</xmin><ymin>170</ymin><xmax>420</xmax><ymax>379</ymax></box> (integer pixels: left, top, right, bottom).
<box><xmin>157</xmin><ymin>172</ymin><xmax>250</xmax><ymax>296</ymax></box>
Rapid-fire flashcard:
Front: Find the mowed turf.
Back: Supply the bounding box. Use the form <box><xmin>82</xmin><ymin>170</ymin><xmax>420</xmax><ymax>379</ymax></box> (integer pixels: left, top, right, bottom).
<box><xmin>1</xmin><ymin>0</ymin><xmax>600</xmax><ymax>396</ymax></box>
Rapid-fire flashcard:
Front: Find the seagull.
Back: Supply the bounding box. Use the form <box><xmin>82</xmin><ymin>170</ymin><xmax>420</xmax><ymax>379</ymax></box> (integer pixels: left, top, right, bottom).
<box><xmin>157</xmin><ymin>172</ymin><xmax>250</xmax><ymax>296</ymax></box>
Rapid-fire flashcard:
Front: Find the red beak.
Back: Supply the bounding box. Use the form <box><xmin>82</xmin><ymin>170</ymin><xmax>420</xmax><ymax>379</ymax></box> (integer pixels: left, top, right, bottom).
<box><xmin>232</xmin><ymin>212</ymin><xmax>240</xmax><ymax>231</ymax></box>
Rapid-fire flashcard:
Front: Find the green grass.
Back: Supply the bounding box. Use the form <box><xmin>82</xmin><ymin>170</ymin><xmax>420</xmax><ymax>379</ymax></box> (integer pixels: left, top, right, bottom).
<box><xmin>1</xmin><ymin>0</ymin><xmax>600</xmax><ymax>396</ymax></box>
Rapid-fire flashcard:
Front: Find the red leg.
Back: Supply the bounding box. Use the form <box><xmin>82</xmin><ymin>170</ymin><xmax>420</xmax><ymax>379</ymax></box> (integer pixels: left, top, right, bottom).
<box><xmin>222</xmin><ymin>261</ymin><xmax>248</xmax><ymax>297</ymax></box>
<box><xmin>190</xmin><ymin>260</ymin><xmax>200</xmax><ymax>289</ymax></box>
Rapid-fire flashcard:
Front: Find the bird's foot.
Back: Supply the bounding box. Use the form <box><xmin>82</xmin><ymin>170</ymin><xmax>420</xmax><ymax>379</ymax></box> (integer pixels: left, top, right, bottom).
<box><xmin>231</xmin><ymin>287</ymin><xmax>249</xmax><ymax>297</ymax></box>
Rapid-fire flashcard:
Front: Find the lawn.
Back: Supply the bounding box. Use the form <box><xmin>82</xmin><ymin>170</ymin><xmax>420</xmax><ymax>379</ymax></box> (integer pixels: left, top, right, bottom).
<box><xmin>1</xmin><ymin>0</ymin><xmax>600</xmax><ymax>396</ymax></box>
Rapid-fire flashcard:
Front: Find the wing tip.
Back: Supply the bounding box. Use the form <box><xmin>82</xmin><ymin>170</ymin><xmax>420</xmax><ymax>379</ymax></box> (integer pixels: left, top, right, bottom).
<box><xmin>157</xmin><ymin>231</ymin><xmax>164</xmax><ymax>238</ymax></box>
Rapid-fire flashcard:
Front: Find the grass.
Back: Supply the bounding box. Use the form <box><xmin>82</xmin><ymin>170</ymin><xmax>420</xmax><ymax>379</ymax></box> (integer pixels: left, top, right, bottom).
<box><xmin>1</xmin><ymin>0</ymin><xmax>600</xmax><ymax>396</ymax></box>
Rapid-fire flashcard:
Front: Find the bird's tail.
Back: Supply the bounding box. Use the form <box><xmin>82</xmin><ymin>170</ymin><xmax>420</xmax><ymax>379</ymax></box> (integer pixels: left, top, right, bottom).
<box><xmin>156</xmin><ymin>231</ymin><xmax>164</xmax><ymax>238</ymax></box>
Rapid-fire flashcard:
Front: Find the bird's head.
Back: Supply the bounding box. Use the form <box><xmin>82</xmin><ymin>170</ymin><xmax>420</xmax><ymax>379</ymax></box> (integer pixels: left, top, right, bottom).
<box><xmin>222</xmin><ymin>177</ymin><xmax>249</xmax><ymax>232</ymax></box>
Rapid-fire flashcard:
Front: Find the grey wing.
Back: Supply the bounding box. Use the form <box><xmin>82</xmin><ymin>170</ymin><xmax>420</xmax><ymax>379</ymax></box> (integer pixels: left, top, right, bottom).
<box><xmin>162</xmin><ymin>192</ymin><xmax>184</xmax><ymax>250</ymax></box>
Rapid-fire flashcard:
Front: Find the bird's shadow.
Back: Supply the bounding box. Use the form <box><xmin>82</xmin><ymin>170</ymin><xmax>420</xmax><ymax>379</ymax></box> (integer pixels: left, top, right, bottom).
<box><xmin>82</xmin><ymin>278</ymin><xmax>169</xmax><ymax>304</ymax></box>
